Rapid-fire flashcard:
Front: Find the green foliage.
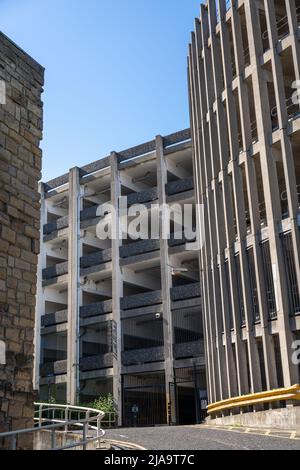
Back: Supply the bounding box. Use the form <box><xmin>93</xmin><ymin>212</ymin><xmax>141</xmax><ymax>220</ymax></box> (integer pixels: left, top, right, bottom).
<box><xmin>46</xmin><ymin>395</ymin><xmax>56</xmax><ymax>404</ymax></box>
<box><xmin>81</xmin><ymin>394</ymin><xmax>115</xmax><ymax>414</ymax></box>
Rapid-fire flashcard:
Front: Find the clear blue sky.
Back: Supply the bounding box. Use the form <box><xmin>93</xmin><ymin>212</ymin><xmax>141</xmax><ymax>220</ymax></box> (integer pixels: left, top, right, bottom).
<box><xmin>1</xmin><ymin>0</ymin><xmax>202</xmax><ymax>181</ymax></box>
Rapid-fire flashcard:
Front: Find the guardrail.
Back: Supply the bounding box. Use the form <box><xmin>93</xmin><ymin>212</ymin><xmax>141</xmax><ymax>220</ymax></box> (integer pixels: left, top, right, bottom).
<box><xmin>207</xmin><ymin>384</ymin><xmax>300</xmax><ymax>416</ymax></box>
<box><xmin>0</xmin><ymin>403</ymin><xmax>105</xmax><ymax>450</ymax></box>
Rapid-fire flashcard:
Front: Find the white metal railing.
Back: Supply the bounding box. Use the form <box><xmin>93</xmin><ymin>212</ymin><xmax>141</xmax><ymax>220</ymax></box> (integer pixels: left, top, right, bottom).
<box><xmin>271</xmin><ymin>95</ymin><xmax>300</xmax><ymax>123</ymax></box>
<box><xmin>101</xmin><ymin>412</ymin><xmax>117</xmax><ymax>428</ymax></box>
<box><xmin>262</xmin><ymin>6</ymin><xmax>300</xmax><ymax>42</ymax></box>
<box><xmin>258</xmin><ymin>185</ymin><xmax>300</xmax><ymax>225</ymax></box>
<box><xmin>0</xmin><ymin>403</ymin><xmax>105</xmax><ymax>450</ymax></box>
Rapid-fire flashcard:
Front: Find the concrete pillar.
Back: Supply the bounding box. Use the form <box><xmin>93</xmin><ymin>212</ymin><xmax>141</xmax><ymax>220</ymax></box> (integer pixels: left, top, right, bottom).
<box><xmin>33</xmin><ymin>182</ymin><xmax>47</xmax><ymax>392</ymax></box>
<box><xmin>110</xmin><ymin>151</ymin><xmax>123</xmax><ymax>426</ymax></box>
<box><xmin>67</xmin><ymin>167</ymin><xmax>82</xmax><ymax>405</ymax></box>
<box><xmin>244</xmin><ymin>0</ymin><xmax>299</xmax><ymax>386</ymax></box>
<box><xmin>156</xmin><ymin>135</ymin><xmax>175</xmax><ymax>424</ymax></box>
<box><xmin>231</xmin><ymin>0</ymin><xmax>277</xmax><ymax>391</ymax></box>
<box><xmin>189</xmin><ymin>46</ymin><xmax>215</xmax><ymax>405</ymax></box>
<box><xmin>285</xmin><ymin>0</ymin><xmax>300</xmax><ymax>83</ymax></box>
<box><xmin>216</xmin><ymin>0</ymin><xmax>249</xmax><ymax>396</ymax></box>
<box><xmin>264</xmin><ymin>0</ymin><xmax>300</xmax><ymax>296</ymax></box>
<box><xmin>188</xmin><ymin>44</ymin><xmax>214</xmax><ymax>403</ymax></box>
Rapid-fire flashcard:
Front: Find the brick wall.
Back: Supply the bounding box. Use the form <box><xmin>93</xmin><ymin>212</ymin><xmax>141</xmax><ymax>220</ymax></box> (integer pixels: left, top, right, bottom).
<box><xmin>0</xmin><ymin>33</ymin><xmax>44</xmax><ymax>449</ymax></box>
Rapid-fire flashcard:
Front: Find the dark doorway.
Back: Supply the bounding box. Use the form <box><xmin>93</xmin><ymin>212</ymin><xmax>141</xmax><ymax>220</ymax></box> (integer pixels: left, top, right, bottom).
<box><xmin>173</xmin><ymin>367</ymin><xmax>207</xmax><ymax>425</ymax></box>
<box><xmin>177</xmin><ymin>385</ymin><xmax>196</xmax><ymax>425</ymax></box>
<box><xmin>123</xmin><ymin>385</ymin><xmax>167</xmax><ymax>427</ymax></box>
<box><xmin>122</xmin><ymin>373</ymin><xmax>167</xmax><ymax>427</ymax></box>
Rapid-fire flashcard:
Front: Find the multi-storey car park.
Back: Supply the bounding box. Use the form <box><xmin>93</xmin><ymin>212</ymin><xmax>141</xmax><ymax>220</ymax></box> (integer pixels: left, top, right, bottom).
<box><xmin>34</xmin><ymin>129</ymin><xmax>207</xmax><ymax>427</ymax></box>
<box><xmin>188</xmin><ymin>0</ymin><xmax>300</xmax><ymax>426</ymax></box>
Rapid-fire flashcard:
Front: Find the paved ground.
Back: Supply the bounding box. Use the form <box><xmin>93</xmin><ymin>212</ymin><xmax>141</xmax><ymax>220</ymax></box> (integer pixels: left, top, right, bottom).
<box><xmin>105</xmin><ymin>425</ymin><xmax>300</xmax><ymax>450</ymax></box>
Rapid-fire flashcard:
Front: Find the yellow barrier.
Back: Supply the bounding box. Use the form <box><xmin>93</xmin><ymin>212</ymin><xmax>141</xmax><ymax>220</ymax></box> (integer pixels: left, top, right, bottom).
<box><xmin>207</xmin><ymin>384</ymin><xmax>300</xmax><ymax>415</ymax></box>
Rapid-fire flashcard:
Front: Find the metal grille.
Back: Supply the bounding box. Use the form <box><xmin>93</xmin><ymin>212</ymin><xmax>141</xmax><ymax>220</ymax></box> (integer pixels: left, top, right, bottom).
<box><xmin>281</xmin><ymin>232</ymin><xmax>300</xmax><ymax>316</ymax></box>
<box><xmin>122</xmin><ymin>373</ymin><xmax>166</xmax><ymax>427</ymax></box>
<box><xmin>173</xmin><ymin>367</ymin><xmax>207</xmax><ymax>425</ymax></box>
<box><xmin>235</xmin><ymin>255</ymin><xmax>246</xmax><ymax>326</ymax></box>
<box><xmin>216</xmin><ymin>267</ymin><xmax>224</xmax><ymax>333</ymax></box>
<box><xmin>122</xmin><ymin>315</ymin><xmax>164</xmax><ymax>351</ymax></box>
<box><xmin>294</xmin><ymin>331</ymin><xmax>300</xmax><ymax>383</ymax></box>
<box><xmin>224</xmin><ymin>261</ymin><xmax>234</xmax><ymax>330</ymax></box>
<box><xmin>81</xmin><ymin>321</ymin><xmax>113</xmax><ymax>358</ymax></box>
<box><xmin>260</xmin><ymin>241</ymin><xmax>277</xmax><ymax>320</ymax></box>
<box><xmin>273</xmin><ymin>334</ymin><xmax>284</xmax><ymax>388</ymax></box>
<box><xmin>256</xmin><ymin>338</ymin><xmax>267</xmax><ymax>391</ymax></box>
<box><xmin>173</xmin><ymin>308</ymin><xmax>202</xmax><ymax>344</ymax></box>
<box><xmin>247</xmin><ymin>248</ymin><xmax>260</xmax><ymax>323</ymax></box>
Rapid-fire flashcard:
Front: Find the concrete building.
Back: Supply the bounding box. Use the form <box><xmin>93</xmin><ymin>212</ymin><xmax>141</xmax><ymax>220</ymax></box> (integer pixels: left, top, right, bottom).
<box><xmin>34</xmin><ymin>129</ymin><xmax>207</xmax><ymax>426</ymax></box>
<box><xmin>188</xmin><ymin>0</ymin><xmax>300</xmax><ymax>426</ymax></box>
<box><xmin>0</xmin><ymin>32</ymin><xmax>44</xmax><ymax>448</ymax></box>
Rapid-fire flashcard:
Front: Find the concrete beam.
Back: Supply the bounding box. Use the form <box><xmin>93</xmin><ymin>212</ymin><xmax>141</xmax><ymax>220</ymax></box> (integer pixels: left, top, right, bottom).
<box><xmin>122</xmin><ymin>268</ymin><xmax>161</xmax><ymax>291</ymax></box>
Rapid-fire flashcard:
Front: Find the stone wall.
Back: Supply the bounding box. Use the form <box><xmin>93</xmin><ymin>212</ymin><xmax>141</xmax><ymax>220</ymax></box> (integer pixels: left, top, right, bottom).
<box><xmin>0</xmin><ymin>32</ymin><xmax>44</xmax><ymax>449</ymax></box>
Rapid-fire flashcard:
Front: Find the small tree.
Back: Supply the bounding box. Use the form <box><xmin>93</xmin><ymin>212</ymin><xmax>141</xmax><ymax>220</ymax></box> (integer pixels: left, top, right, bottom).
<box><xmin>81</xmin><ymin>394</ymin><xmax>117</xmax><ymax>426</ymax></box>
<box><xmin>84</xmin><ymin>394</ymin><xmax>115</xmax><ymax>414</ymax></box>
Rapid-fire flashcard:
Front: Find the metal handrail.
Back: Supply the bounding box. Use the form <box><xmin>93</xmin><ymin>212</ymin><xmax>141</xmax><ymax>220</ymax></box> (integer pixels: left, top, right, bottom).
<box><xmin>0</xmin><ymin>403</ymin><xmax>106</xmax><ymax>450</ymax></box>
<box><xmin>262</xmin><ymin>6</ymin><xmax>300</xmax><ymax>41</ymax></box>
<box><xmin>258</xmin><ymin>185</ymin><xmax>300</xmax><ymax>220</ymax></box>
<box><xmin>237</xmin><ymin>120</ymin><xmax>258</xmax><ymax>148</ymax></box>
<box><xmin>271</xmin><ymin>94</ymin><xmax>300</xmax><ymax>119</ymax></box>
<box><xmin>101</xmin><ymin>412</ymin><xmax>117</xmax><ymax>428</ymax></box>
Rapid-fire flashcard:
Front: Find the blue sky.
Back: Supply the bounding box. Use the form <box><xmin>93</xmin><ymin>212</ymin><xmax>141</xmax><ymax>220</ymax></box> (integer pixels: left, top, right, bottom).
<box><xmin>1</xmin><ymin>0</ymin><xmax>201</xmax><ymax>181</ymax></box>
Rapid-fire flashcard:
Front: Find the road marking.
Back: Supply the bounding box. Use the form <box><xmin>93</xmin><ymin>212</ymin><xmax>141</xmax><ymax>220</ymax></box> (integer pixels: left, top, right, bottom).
<box><xmin>198</xmin><ymin>424</ymin><xmax>300</xmax><ymax>441</ymax></box>
<box><xmin>105</xmin><ymin>439</ymin><xmax>147</xmax><ymax>450</ymax></box>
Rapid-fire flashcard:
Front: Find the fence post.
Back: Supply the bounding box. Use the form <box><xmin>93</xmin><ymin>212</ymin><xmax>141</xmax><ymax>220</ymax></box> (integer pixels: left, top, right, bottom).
<box><xmin>51</xmin><ymin>429</ymin><xmax>56</xmax><ymax>449</ymax></box>
<box><xmin>39</xmin><ymin>404</ymin><xmax>43</xmax><ymax>427</ymax></box>
<box><xmin>97</xmin><ymin>416</ymin><xmax>101</xmax><ymax>448</ymax></box>
<box><xmin>65</xmin><ymin>407</ymin><xmax>69</xmax><ymax>433</ymax></box>
<box><xmin>82</xmin><ymin>410</ymin><xmax>89</xmax><ymax>450</ymax></box>
<box><xmin>11</xmin><ymin>434</ymin><xmax>17</xmax><ymax>450</ymax></box>
<box><xmin>82</xmin><ymin>422</ymin><xmax>88</xmax><ymax>451</ymax></box>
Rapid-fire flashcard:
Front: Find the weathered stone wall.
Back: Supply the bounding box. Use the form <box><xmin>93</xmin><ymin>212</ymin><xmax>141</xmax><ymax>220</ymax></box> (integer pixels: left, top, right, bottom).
<box><xmin>0</xmin><ymin>32</ymin><xmax>44</xmax><ymax>449</ymax></box>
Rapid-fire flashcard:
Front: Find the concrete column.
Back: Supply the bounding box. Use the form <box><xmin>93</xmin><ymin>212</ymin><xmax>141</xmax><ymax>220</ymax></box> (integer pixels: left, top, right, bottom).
<box><xmin>110</xmin><ymin>151</ymin><xmax>123</xmax><ymax>426</ymax></box>
<box><xmin>217</xmin><ymin>0</ymin><xmax>249</xmax><ymax>396</ymax></box>
<box><xmin>244</xmin><ymin>0</ymin><xmax>299</xmax><ymax>386</ymax></box>
<box><xmin>264</xmin><ymin>0</ymin><xmax>300</xmax><ymax>295</ymax></box>
<box><xmin>227</xmin><ymin>0</ymin><xmax>262</xmax><ymax>394</ymax></box>
<box><xmin>156</xmin><ymin>135</ymin><xmax>175</xmax><ymax>424</ymax></box>
<box><xmin>196</xmin><ymin>9</ymin><xmax>236</xmax><ymax>398</ymax></box>
<box><xmin>189</xmin><ymin>48</ymin><xmax>214</xmax><ymax>404</ymax></box>
<box><xmin>285</xmin><ymin>0</ymin><xmax>300</xmax><ymax>83</ymax></box>
<box><xmin>67</xmin><ymin>167</ymin><xmax>81</xmax><ymax>405</ymax></box>
<box><xmin>227</xmin><ymin>2</ymin><xmax>277</xmax><ymax>390</ymax></box>
<box><xmin>194</xmin><ymin>16</ymin><xmax>218</xmax><ymax>403</ymax></box>
<box><xmin>197</xmin><ymin>2</ymin><xmax>226</xmax><ymax>401</ymax></box>
<box><xmin>33</xmin><ymin>182</ymin><xmax>47</xmax><ymax>392</ymax></box>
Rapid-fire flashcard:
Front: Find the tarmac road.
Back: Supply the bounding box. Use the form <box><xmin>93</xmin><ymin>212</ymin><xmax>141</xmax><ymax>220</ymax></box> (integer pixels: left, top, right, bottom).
<box><xmin>104</xmin><ymin>424</ymin><xmax>300</xmax><ymax>450</ymax></box>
